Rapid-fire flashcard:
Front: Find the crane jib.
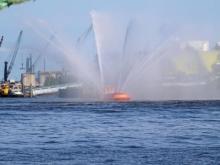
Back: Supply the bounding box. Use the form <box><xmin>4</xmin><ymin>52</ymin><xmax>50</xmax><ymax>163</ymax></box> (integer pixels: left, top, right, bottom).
<box><xmin>4</xmin><ymin>30</ymin><xmax>23</xmax><ymax>82</ymax></box>
<box><xmin>0</xmin><ymin>36</ymin><xmax>3</xmax><ymax>47</ymax></box>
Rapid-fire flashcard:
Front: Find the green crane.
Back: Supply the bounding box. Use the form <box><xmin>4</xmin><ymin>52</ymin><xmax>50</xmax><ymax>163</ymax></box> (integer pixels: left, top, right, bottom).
<box><xmin>0</xmin><ymin>0</ymin><xmax>32</xmax><ymax>10</ymax></box>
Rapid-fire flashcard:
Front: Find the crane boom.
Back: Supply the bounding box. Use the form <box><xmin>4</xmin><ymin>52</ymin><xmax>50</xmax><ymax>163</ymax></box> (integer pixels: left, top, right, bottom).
<box><xmin>0</xmin><ymin>35</ymin><xmax>3</xmax><ymax>47</ymax></box>
<box><xmin>76</xmin><ymin>24</ymin><xmax>93</xmax><ymax>48</ymax></box>
<box><xmin>4</xmin><ymin>30</ymin><xmax>23</xmax><ymax>82</ymax></box>
<box><xmin>31</xmin><ymin>34</ymin><xmax>54</xmax><ymax>73</ymax></box>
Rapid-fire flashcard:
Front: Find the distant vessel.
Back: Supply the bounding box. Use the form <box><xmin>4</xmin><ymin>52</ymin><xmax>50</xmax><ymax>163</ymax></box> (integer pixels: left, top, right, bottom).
<box><xmin>59</xmin><ymin>87</ymin><xmax>82</xmax><ymax>98</ymax></box>
<box><xmin>112</xmin><ymin>92</ymin><xmax>130</xmax><ymax>102</ymax></box>
<box><xmin>9</xmin><ymin>82</ymin><xmax>24</xmax><ymax>97</ymax></box>
<box><xmin>104</xmin><ymin>92</ymin><xmax>130</xmax><ymax>102</ymax></box>
<box><xmin>0</xmin><ymin>81</ymin><xmax>24</xmax><ymax>97</ymax></box>
<box><xmin>103</xmin><ymin>86</ymin><xmax>131</xmax><ymax>101</ymax></box>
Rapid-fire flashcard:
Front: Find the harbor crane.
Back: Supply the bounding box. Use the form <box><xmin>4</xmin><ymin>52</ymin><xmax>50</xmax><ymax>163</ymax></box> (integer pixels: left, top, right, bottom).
<box><xmin>0</xmin><ymin>35</ymin><xmax>3</xmax><ymax>47</ymax></box>
<box><xmin>0</xmin><ymin>0</ymin><xmax>36</xmax><ymax>10</ymax></box>
<box><xmin>76</xmin><ymin>24</ymin><xmax>93</xmax><ymax>48</ymax></box>
<box><xmin>26</xmin><ymin>34</ymin><xmax>54</xmax><ymax>74</ymax></box>
<box><xmin>4</xmin><ymin>30</ymin><xmax>23</xmax><ymax>82</ymax></box>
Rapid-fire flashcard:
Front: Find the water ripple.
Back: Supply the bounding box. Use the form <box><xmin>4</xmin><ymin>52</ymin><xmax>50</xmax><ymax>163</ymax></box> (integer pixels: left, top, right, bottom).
<box><xmin>0</xmin><ymin>98</ymin><xmax>220</xmax><ymax>164</ymax></box>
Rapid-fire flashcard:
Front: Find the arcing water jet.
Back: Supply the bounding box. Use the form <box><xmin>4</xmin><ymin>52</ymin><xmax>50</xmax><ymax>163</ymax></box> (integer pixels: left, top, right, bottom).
<box><xmin>28</xmin><ymin>11</ymin><xmax>220</xmax><ymax>101</ymax></box>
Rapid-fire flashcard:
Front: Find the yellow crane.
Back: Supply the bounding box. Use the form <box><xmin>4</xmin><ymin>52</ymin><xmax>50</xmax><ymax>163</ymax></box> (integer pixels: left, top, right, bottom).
<box><xmin>0</xmin><ymin>30</ymin><xmax>23</xmax><ymax>97</ymax></box>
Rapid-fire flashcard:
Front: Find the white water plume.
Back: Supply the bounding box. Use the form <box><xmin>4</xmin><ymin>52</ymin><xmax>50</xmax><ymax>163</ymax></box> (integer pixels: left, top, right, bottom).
<box><xmin>25</xmin><ymin>19</ymin><xmax>102</xmax><ymax>96</ymax></box>
<box><xmin>24</xmin><ymin>11</ymin><xmax>220</xmax><ymax>100</ymax></box>
<box><xmin>90</xmin><ymin>11</ymin><xmax>220</xmax><ymax>100</ymax></box>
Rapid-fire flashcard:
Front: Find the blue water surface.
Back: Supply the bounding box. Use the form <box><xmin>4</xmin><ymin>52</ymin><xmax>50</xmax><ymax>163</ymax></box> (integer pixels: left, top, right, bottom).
<box><xmin>0</xmin><ymin>98</ymin><xmax>220</xmax><ymax>165</ymax></box>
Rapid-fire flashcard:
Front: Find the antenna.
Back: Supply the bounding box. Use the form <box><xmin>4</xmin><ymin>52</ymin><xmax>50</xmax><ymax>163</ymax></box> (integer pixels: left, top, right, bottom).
<box><xmin>20</xmin><ymin>53</ymin><xmax>25</xmax><ymax>70</ymax></box>
<box><xmin>43</xmin><ymin>56</ymin><xmax>46</xmax><ymax>72</ymax></box>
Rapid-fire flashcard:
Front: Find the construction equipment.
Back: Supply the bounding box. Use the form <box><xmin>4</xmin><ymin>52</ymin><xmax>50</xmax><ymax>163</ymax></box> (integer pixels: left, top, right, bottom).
<box><xmin>76</xmin><ymin>24</ymin><xmax>93</xmax><ymax>48</ymax></box>
<box><xmin>4</xmin><ymin>30</ymin><xmax>23</xmax><ymax>82</ymax></box>
<box><xmin>0</xmin><ymin>31</ymin><xmax>23</xmax><ymax>97</ymax></box>
<box><xmin>0</xmin><ymin>0</ymin><xmax>31</xmax><ymax>10</ymax></box>
<box><xmin>0</xmin><ymin>83</ymin><xmax>9</xmax><ymax>96</ymax></box>
<box><xmin>25</xmin><ymin>54</ymin><xmax>33</xmax><ymax>73</ymax></box>
<box><xmin>0</xmin><ymin>36</ymin><xmax>3</xmax><ymax>47</ymax></box>
<box><xmin>30</xmin><ymin>35</ymin><xmax>54</xmax><ymax>73</ymax></box>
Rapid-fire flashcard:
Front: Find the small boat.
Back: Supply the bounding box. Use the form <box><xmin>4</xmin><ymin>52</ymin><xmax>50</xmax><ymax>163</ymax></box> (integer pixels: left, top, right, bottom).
<box><xmin>9</xmin><ymin>90</ymin><xmax>24</xmax><ymax>97</ymax></box>
<box><xmin>0</xmin><ymin>80</ymin><xmax>24</xmax><ymax>97</ymax></box>
<box><xmin>104</xmin><ymin>92</ymin><xmax>130</xmax><ymax>102</ymax></box>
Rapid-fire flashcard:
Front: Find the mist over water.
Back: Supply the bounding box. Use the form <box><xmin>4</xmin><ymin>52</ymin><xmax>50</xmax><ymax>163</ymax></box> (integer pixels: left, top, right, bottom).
<box><xmin>90</xmin><ymin>11</ymin><xmax>220</xmax><ymax>100</ymax></box>
<box><xmin>26</xmin><ymin>10</ymin><xmax>220</xmax><ymax>101</ymax></box>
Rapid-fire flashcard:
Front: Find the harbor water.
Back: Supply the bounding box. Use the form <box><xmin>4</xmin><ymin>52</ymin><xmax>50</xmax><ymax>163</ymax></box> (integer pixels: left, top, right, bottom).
<box><xmin>0</xmin><ymin>98</ymin><xmax>220</xmax><ymax>164</ymax></box>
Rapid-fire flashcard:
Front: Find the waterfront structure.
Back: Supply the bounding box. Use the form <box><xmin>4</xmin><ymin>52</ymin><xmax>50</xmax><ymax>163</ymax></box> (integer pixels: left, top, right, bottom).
<box><xmin>21</xmin><ymin>73</ymin><xmax>36</xmax><ymax>87</ymax></box>
<box><xmin>181</xmin><ymin>40</ymin><xmax>210</xmax><ymax>52</ymax></box>
<box><xmin>38</xmin><ymin>71</ymin><xmax>63</xmax><ymax>87</ymax></box>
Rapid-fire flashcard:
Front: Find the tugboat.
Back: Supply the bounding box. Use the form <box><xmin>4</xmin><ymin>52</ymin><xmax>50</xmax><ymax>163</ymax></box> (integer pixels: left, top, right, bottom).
<box><xmin>9</xmin><ymin>82</ymin><xmax>24</xmax><ymax>97</ymax></box>
<box><xmin>111</xmin><ymin>92</ymin><xmax>130</xmax><ymax>102</ymax></box>
<box><xmin>0</xmin><ymin>81</ymin><xmax>24</xmax><ymax>97</ymax></box>
<box><xmin>104</xmin><ymin>86</ymin><xmax>131</xmax><ymax>101</ymax></box>
<box><xmin>0</xmin><ymin>83</ymin><xmax>9</xmax><ymax>97</ymax></box>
